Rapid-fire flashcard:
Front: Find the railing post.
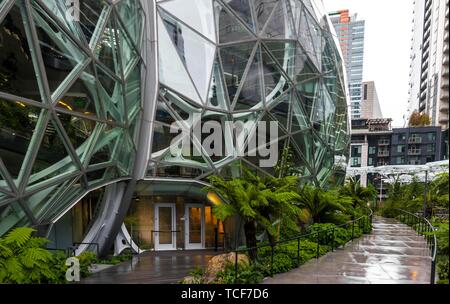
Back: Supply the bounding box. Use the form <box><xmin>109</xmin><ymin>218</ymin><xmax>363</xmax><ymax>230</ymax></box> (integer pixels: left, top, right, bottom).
<box><xmin>351</xmin><ymin>221</ymin><xmax>355</xmax><ymax>241</ymax></box>
<box><xmin>297</xmin><ymin>238</ymin><xmax>301</xmax><ymax>266</ymax></box>
<box><xmin>214</xmin><ymin>227</ymin><xmax>218</xmax><ymax>252</ymax></box>
<box><xmin>271</xmin><ymin>245</ymin><xmax>274</xmax><ymax>277</ymax></box>
<box><xmin>234</xmin><ymin>250</ymin><xmax>238</xmax><ymax>282</ymax></box>
<box><xmin>316</xmin><ymin>231</ymin><xmax>320</xmax><ymax>259</ymax></box>
<box><xmin>431</xmin><ymin>259</ymin><xmax>436</xmax><ymax>285</ymax></box>
<box><xmin>331</xmin><ymin>228</ymin><xmax>335</xmax><ymax>251</ymax></box>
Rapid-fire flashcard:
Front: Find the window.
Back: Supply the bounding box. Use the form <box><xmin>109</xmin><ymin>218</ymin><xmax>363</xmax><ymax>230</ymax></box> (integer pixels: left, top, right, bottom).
<box><xmin>369</xmin><ymin>146</ymin><xmax>376</xmax><ymax>154</ymax></box>
<box><xmin>427</xmin><ymin>144</ymin><xmax>435</xmax><ymax>153</ymax></box>
<box><xmin>368</xmin><ymin>158</ymin><xmax>373</xmax><ymax>166</ymax></box>
<box><xmin>396</xmin><ymin>157</ymin><xmax>405</xmax><ymax>165</ymax></box>
<box><xmin>408</xmin><ymin>157</ymin><xmax>421</xmax><ymax>165</ymax></box>
<box><xmin>426</xmin><ymin>156</ymin><xmax>435</xmax><ymax>162</ymax></box>
<box><xmin>397</xmin><ymin>145</ymin><xmax>406</xmax><ymax>153</ymax></box>
<box><xmin>351</xmin><ymin>157</ymin><xmax>361</xmax><ymax>167</ymax></box>
<box><xmin>399</xmin><ymin>133</ymin><xmax>406</xmax><ymax>141</ymax></box>
<box><xmin>427</xmin><ymin>132</ymin><xmax>436</xmax><ymax>141</ymax></box>
<box><xmin>363</xmin><ymin>84</ymin><xmax>368</xmax><ymax>100</ymax></box>
<box><xmin>351</xmin><ymin>146</ymin><xmax>362</xmax><ymax>156</ymax></box>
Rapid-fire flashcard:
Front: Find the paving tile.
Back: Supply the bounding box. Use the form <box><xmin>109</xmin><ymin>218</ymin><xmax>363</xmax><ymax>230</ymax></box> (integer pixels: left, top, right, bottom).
<box><xmin>262</xmin><ymin>216</ymin><xmax>432</xmax><ymax>285</ymax></box>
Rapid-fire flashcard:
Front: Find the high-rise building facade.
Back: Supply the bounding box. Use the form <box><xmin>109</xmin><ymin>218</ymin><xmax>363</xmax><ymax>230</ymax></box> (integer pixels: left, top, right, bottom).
<box><xmin>361</xmin><ymin>81</ymin><xmax>383</xmax><ymax>119</ymax></box>
<box><xmin>350</xmin><ymin>118</ymin><xmax>443</xmax><ymax>196</ymax></box>
<box><xmin>407</xmin><ymin>0</ymin><xmax>449</xmax><ymax>129</ymax></box>
<box><xmin>329</xmin><ymin>10</ymin><xmax>365</xmax><ymax>119</ymax></box>
<box><xmin>0</xmin><ymin>0</ymin><xmax>350</xmax><ymax>256</ymax></box>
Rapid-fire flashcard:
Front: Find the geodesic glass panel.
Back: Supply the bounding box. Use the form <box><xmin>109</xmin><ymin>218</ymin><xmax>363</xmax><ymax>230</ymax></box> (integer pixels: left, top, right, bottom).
<box><xmin>116</xmin><ymin>0</ymin><xmax>144</xmax><ymax>46</ymax></box>
<box><xmin>214</xmin><ymin>0</ymin><xmax>255</xmax><ymax>43</ymax></box>
<box><xmin>0</xmin><ymin>0</ymin><xmax>144</xmax><ymax>236</ymax></box>
<box><xmin>0</xmin><ymin>3</ymin><xmax>43</xmax><ymax>102</ymax></box>
<box><xmin>32</xmin><ymin>6</ymin><xmax>87</xmax><ymax>96</ymax></box>
<box><xmin>0</xmin><ymin>100</ymin><xmax>42</xmax><ymax>179</ymax></box>
<box><xmin>160</xmin><ymin>9</ymin><xmax>216</xmax><ymax>103</ymax></box>
<box><xmin>160</xmin><ymin>0</ymin><xmax>216</xmax><ymax>43</ymax></box>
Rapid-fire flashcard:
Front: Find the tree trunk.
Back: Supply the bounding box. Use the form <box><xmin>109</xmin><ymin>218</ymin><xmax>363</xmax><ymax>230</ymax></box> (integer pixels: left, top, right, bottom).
<box><xmin>243</xmin><ymin>220</ymin><xmax>257</xmax><ymax>261</ymax></box>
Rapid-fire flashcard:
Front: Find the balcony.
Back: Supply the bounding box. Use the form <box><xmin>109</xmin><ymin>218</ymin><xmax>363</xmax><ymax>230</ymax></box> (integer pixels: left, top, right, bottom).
<box><xmin>377</xmin><ymin>150</ymin><xmax>390</xmax><ymax>157</ymax></box>
<box><xmin>408</xmin><ymin>160</ymin><xmax>421</xmax><ymax>165</ymax></box>
<box><xmin>377</xmin><ymin>139</ymin><xmax>390</xmax><ymax>146</ymax></box>
<box><xmin>408</xmin><ymin>137</ymin><xmax>422</xmax><ymax>144</ymax></box>
<box><xmin>408</xmin><ymin>149</ymin><xmax>421</xmax><ymax>156</ymax></box>
<box><xmin>439</xmin><ymin>114</ymin><xmax>449</xmax><ymax>125</ymax></box>
<box><xmin>440</xmin><ymin>101</ymin><xmax>449</xmax><ymax>113</ymax></box>
<box><xmin>441</xmin><ymin>90</ymin><xmax>449</xmax><ymax>102</ymax></box>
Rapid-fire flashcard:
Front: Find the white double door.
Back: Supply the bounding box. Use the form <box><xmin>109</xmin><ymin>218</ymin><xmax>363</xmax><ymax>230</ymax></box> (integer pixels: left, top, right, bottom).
<box><xmin>154</xmin><ymin>203</ymin><xmax>205</xmax><ymax>251</ymax></box>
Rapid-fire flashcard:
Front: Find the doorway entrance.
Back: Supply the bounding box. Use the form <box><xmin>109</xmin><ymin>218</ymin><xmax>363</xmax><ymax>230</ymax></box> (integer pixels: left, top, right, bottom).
<box><xmin>185</xmin><ymin>204</ymin><xmax>205</xmax><ymax>249</ymax></box>
<box><xmin>154</xmin><ymin>203</ymin><xmax>176</xmax><ymax>251</ymax></box>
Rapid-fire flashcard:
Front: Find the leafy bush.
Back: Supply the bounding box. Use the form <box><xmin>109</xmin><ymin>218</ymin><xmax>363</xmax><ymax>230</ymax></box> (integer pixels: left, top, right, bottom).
<box><xmin>258</xmin><ymin>239</ymin><xmax>329</xmax><ymax>269</ymax></box>
<box><xmin>180</xmin><ymin>267</ymin><xmax>205</xmax><ymax>284</ymax></box>
<box><xmin>303</xmin><ymin>222</ymin><xmax>369</xmax><ymax>247</ymax></box>
<box><xmin>0</xmin><ymin>228</ymin><xmax>99</xmax><ymax>284</ymax></box>
<box><xmin>216</xmin><ymin>263</ymin><xmax>265</xmax><ymax>284</ymax></box>
<box><xmin>432</xmin><ymin>219</ymin><xmax>449</xmax><ymax>256</ymax></box>
<box><xmin>0</xmin><ymin>228</ymin><xmax>58</xmax><ymax>283</ymax></box>
<box><xmin>96</xmin><ymin>251</ymin><xmax>133</xmax><ymax>265</ymax></box>
<box><xmin>262</xmin><ymin>253</ymin><xmax>296</xmax><ymax>275</ymax></box>
<box><xmin>437</xmin><ymin>258</ymin><xmax>449</xmax><ymax>284</ymax></box>
<box><xmin>77</xmin><ymin>252</ymin><xmax>97</xmax><ymax>278</ymax></box>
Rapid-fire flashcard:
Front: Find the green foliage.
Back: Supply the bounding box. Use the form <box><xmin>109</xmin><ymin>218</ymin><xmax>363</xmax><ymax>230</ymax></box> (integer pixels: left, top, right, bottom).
<box><xmin>96</xmin><ymin>252</ymin><xmax>133</xmax><ymax>265</ymax></box>
<box><xmin>179</xmin><ymin>267</ymin><xmax>205</xmax><ymax>284</ymax></box>
<box><xmin>295</xmin><ymin>185</ymin><xmax>352</xmax><ymax>224</ymax></box>
<box><xmin>205</xmin><ymin>165</ymin><xmax>301</xmax><ymax>249</ymax></box>
<box><xmin>0</xmin><ymin>228</ymin><xmax>57</xmax><ymax>284</ymax></box>
<box><xmin>435</xmin><ymin>221</ymin><xmax>449</xmax><ymax>256</ymax></box>
<box><xmin>437</xmin><ymin>258</ymin><xmax>449</xmax><ymax>284</ymax></box>
<box><xmin>340</xmin><ymin>177</ymin><xmax>377</xmax><ymax>210</ymax></box>
<box><xmin>78</xmin><ymin>252</ymin><xmax>97</xmax><ymax>278</ymax></box>
<box><xmin>305</xmin><ymin>223</ymin><xmax>349</xmax><ymax>247</ymax></box>
<box><xmin>265</xmin><ymin>253</ymin><xmax>295</xmax><ymax>274</ymax></box>
<box><xmin>381</xmin><ymin>173</ymin><xmax>449</xmax><ymax>217</ymax></box>
<box><xmin>0</xmin><ymin>227</ymin><xmax>99</xmax><ymax>284</ymax></box>
<box><xmin>216</xmin><ymin>263</ymin><xmax>265</xmax><ymax>284</ymax></box>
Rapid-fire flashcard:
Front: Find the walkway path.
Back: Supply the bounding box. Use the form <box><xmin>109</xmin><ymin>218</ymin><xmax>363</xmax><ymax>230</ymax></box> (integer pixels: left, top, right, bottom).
<box><xmin>81</xmin><ymin>250</ymin><xmax>217</xmax><ymax>284</ymax></box>
<box><xmin>263</xmin><ymin>216</ymin><xmax>432</xmax><ymax>284</ymax></box>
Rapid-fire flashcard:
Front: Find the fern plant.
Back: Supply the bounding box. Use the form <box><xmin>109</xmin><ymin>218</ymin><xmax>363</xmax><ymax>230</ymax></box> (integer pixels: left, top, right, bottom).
<box><xmin>205</xmin><ymin>165</ymin><xmax>301</xmax><ymax>260</ymax></box>
<box><xmin>0</xmin><ymin>227</ymin><xmax>57</xmax><ymax>283</ymax></box>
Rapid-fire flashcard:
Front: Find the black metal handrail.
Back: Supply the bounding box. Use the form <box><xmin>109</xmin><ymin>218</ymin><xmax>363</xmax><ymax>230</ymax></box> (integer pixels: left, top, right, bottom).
<box><xmin>230</xmin><ymin>208</ymin><xmax>373</xmax><ymax>280</ymax></box>
<box><xmin>393</xmin><ymin>208</ymin><xmax>437</xmax><ymax>284</ymax></box>
<box><xmin>70</xmin><ymin>242</ymin><xmax>100</xmax><ymax>257</ymax></box>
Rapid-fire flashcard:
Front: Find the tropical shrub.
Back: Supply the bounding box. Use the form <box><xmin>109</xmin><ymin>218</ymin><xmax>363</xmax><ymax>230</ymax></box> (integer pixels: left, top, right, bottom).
<box><xmin>340</xmin><ymin>177</ymin><xmax>377</xmax><ymax>210</ymax></box>
<box><xmin>0</xmin><ymin>228</ymin><xmax>57</xmax><ymax>283</ymax></box>
<box><xmin>295</xmin><ymin>186</ymin><xmax>352</xmax><ymax>224</ymax></box>
<box><xmin>180</xmin><ymin>267</ymin><xmax>205</xmax><ymax>284</ymax></box>
<box><xmin>216</xmin><ymin>263</ymin><xmax>266</xmax><ymax>284</ymax></box>
<box><xmin>437</xmin><ymin>258</ymin><xmax>449</xmax><ymax>284</ymax></box>
<box><xmin>0</xmin><ymin>227</ymin><xmax>99</xmax><ymax>284</ymax></box>
<box><xmin>205</xmin><ymin>165</ymin><xmax>301</xmax><ymax>259</ymax></box>
<box><xmin>96</xmin><ymin>251</ymin><xmax>133</xmax><ymax>265</ymax></box>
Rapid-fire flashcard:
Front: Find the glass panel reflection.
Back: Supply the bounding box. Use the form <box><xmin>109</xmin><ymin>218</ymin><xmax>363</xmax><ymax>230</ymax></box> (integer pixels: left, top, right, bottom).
<box><xmin>158</xmin><ymin>206</ymin><xmax>173</xmax><ymax>244</ymax></box>
<box><xmin>188</xmin><ymin>206</ymin><xmax>202</xmax><ymax>244</ymax></box>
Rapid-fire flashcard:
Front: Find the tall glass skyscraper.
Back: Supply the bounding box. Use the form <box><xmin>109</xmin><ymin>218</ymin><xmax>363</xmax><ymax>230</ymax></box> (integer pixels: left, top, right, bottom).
<box><xmin>329</xmin><ymin>10</ymin><xmax>365</xmax><ymax>119</ymax></box>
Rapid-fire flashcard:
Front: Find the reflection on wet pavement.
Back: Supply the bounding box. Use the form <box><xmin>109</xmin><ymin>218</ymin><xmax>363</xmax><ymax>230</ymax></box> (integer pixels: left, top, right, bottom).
<box><xmin>263</xmin><ymin>216</ymin><xmax>432</xmax><ymax>284</ymax></box>
<box><xmin>81</xmin><ymin>250</ymin><xmax>217</xmax><ymax>284</ymax></box>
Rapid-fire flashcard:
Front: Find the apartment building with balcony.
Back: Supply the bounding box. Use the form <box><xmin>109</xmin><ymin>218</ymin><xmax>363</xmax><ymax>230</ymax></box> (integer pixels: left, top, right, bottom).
<box><xmin>350</xmin><ymin>119</ymin><xmax>443</xmax><ymax>188</ymax></box>
<box><xmin>407</xmin><ymin>0</ymin><xmax>449</xmax><ymax>129</ymax></box>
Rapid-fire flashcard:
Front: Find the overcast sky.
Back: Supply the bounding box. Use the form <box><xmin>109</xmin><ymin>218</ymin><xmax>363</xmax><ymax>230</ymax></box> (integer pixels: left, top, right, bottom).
<box><xmin>322</xmin><ymin>0</ymin><xmax>414</xmax><ymax>127</ymax></box>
